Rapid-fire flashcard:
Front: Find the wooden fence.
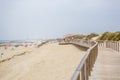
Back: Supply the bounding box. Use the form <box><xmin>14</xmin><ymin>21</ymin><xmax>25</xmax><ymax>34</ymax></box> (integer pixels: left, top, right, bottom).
<box><xmin>98</xmin><ymin>41</ymin><xmax>120</xmax><ymax>53</ymax></box>
<box><xmin>59</xmin><ymin>39</ymin><xmax>98</xmax><ymax>80</ymax></box>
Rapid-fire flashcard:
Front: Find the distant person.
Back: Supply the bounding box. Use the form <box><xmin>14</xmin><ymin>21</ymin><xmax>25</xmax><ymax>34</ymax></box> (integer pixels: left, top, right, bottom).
<box><xmin>4</xmin><ymin>46</ymin><xmax>7</xmax><ymax>49</ymax></box>
<box><xmin>1</xmin><ymin>53</ymin><xmax>4</xmax><ymax>58</ymax></box>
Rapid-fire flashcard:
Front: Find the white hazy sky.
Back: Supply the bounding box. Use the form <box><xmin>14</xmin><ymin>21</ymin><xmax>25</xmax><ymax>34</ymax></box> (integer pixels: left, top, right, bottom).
<box><xmin>0</xmin><ymin>0</ymin><xmax>120</xmax><ymax>40</ymax></box>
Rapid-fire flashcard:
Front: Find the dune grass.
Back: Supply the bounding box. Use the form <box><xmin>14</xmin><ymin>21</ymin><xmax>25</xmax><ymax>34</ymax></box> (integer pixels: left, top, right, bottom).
<box><xmin>97</xmin><ymin>31</ymin><xmax>120</xmax><ymax>41</ymax></box>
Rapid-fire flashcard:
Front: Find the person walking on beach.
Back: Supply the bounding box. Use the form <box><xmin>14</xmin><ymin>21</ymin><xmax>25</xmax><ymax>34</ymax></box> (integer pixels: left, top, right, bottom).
<box><xmin>0</xmin><ymin>53</ymin><xmax>4</xmax><ymax>58</ymax></box>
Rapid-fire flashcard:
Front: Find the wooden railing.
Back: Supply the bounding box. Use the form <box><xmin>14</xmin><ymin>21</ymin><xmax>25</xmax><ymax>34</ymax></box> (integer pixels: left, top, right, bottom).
<box><xmin>59</xmin><ymin>39</ymin><xmax>98</xmax><ymax>80</ymax></box>
<box><xmin>98</xmin><ymin>41</ymin><xmax>120</xmax><ymax>53</ymax></box>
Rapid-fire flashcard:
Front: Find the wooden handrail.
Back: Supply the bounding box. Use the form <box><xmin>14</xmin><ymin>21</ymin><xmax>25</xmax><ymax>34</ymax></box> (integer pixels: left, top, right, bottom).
<box><xmin>71</xmin><ymin>40</ymin><xmax>98</xmax><ymax>80</ymax></box>
<box><xmin>59</xmin><ymin>39</ymin><xmax>98</xmax><ymax>80</ymax></box>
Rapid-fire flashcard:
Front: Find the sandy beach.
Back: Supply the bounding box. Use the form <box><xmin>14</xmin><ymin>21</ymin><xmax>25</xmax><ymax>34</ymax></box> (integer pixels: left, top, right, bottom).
<box><xmin>0</xmin><ymin>42</ymin><xmax>85</xmax><ymax>80</ymax></box>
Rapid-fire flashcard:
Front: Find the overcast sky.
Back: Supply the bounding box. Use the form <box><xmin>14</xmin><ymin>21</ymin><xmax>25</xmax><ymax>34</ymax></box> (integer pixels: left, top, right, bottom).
<box><xmin>0</xmin><ymin>0</ymin><xmax>120</xmax><ymax>40</ymax></box>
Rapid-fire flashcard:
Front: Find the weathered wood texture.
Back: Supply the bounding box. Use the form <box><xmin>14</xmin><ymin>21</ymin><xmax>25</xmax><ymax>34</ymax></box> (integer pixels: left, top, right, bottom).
<box><xmin>60</xmin><ymin>39</ymin><xmax>120</xmax><ymax>80</ymax></box>
<box><xmin>71</xmin><ymin>40</ymin><xmax>98</xmax><ymax>80</ymax></box>
<box><xmin>59</xmin><ymin>39</ymin><xmax>98</xmax><ymax>80</ymax></box>
<box><xmin>98</xmin><ymin>41</ymin><xmax>120</xmax><ymax>53</ymax></box>
<box><xmin>89</xmin><ymin>48</ymin><xmax>120</xmax><ymax>80</ymax></box>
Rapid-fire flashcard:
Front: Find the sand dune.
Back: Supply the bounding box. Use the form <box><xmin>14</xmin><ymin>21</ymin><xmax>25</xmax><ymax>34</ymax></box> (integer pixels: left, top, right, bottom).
<box><xmin>0</xmin><ymin>43</ymin><xmax>85</xmax><ymax>80</ymax></box>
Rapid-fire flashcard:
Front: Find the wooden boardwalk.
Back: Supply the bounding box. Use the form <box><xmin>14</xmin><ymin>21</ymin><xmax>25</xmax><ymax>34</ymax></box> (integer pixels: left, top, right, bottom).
<box><xmin>89</xmin><ymin>48</ymin><xmax>120</xmax><ymax>80</ymax></box>
<box><xmin>60</xmin><ymin>39</ymin><xmax>120</xmax><ymax>80</ymax></box>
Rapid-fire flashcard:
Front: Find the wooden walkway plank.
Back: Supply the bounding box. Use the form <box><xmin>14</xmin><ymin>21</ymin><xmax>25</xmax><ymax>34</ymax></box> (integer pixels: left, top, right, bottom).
<box><xmin>89</xmin><ymin>47</ymin><xmax>120</xmax><ymax>80</ymax></box>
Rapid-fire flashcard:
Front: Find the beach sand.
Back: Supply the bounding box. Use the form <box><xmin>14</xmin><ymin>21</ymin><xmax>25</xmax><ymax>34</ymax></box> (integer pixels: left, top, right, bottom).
<box><xmin>0</xmin><ymin>43</ymin><xmax>85</xmax><ymax>80</ymax></box>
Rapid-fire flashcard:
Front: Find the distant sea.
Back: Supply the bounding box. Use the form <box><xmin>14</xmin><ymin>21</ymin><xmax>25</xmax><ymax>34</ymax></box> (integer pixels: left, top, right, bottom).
<box><xmin>0</xmin><ymin>39</ymin><xmax>45</xmax><ymax>43</ymax></box>
<box><xmin>0</xmin><ymin>40</ymin><xmax>11</xmax><ymax>43</ymax></box>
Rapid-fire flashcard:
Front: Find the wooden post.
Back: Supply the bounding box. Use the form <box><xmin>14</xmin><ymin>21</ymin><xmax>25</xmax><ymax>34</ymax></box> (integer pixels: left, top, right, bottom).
<box><xmin>111</xmin><ymin>42</ymin><xmax>113</xmax><ymax>50</ymax></box>
<box><xmin>116</xmin><ymin>42</ymin><xmax>118</xmax><ymax>52</ymax></box>
<box><xmin>106</xmin><ymin>41</ymin><xmax>108</xmax><ymax>48</ymax></box>
<box><xmin>109</xmin><ymin>41</ymin><xmax>110</xmax><ymax>48</ymax></box>
<box><xmin>89</xmin><ymin>51</ymin><xmax>92</xmax><ymax>74</ymax></box>
<box><xmin>110</xmin><ymin>42</ymin><xmax>112</xmax><ymax>49</ymax></box>
<box><xmin>86</xmin><ymin>59</ymin><xmax>89</xmax><ymax>80</ymax></box>
<box><xmin>84</xmin><ymin>62</ymin><xmax>88</xmax><ymax>80</ymax></box>
<box><xmin>111</xmin><ymin>42</ymin><xmax>114</xmax><ymax>50</ymax></box>
<box><xmin>107</xmin><ymin>41</ymin><xmax>109</xmax><ymax>48</ymax></box>
<box><xmin>114</xmin><ymin>42</ymin><xmax>116</xmax><ymax>51</ymax></box>
<box><xmin>113</xmin><ymin>42</ymin><xmax>115</xmax><ymax>51</ymax></box>
<box><xmin>87</xmin><ymin>55</ymin><xmax>90</xmax><ymax>76</ymax></box>
<box><xmin>77</xmin><ymin>73</ymin><xmax>80</xmax><ymax>80</ymax></box>
<box><xmin>88</xmin><ymin>54</ymin><xmax>91</xmax><ymax>76</ymax></box>
<box><xmin>116</xmin><ymin>42</ymin><xmax>117</xmax><ymax>51</ymax></box>
<box><xmin>118</xmin><ymin>42</ymin><xmax>119</xmax><ymax>52</ymax></box>
<box><xmin>80</xmin><ymin>66</ymin><xmax>85</xmax><ymax>80</ymax></box>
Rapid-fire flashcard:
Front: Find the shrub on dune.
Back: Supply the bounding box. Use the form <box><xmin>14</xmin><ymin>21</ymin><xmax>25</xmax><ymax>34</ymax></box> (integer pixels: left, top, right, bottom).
<box><xmin>86</xmin><ymin>33</ymin><xmax>99</xmax><ymax>39</ymax></box>
<box><xmin>97</xmin><ymin>31</ymin><xmax>120</xmax><ymax>41</ymax></box>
